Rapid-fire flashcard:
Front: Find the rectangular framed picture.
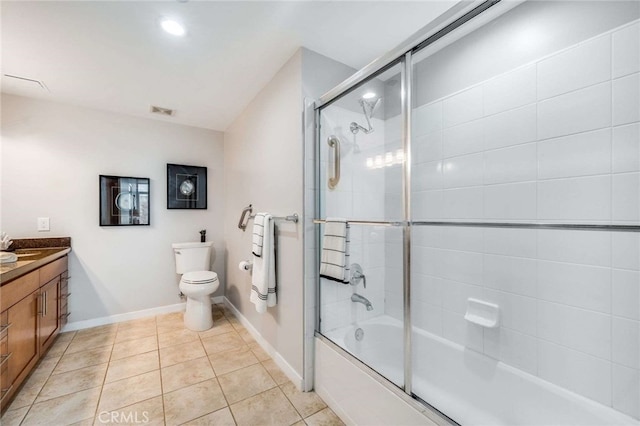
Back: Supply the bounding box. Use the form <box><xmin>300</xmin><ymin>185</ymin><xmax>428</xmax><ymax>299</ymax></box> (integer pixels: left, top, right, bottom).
<box><xmin>99</xmin><ymin>175</ymin><xmax>150</xmax><ymax>226</ymax></box>
<box><xmin>167</xmin><ymin>164</ymin><xmax>207</xmax><ymax>209</ymax></box>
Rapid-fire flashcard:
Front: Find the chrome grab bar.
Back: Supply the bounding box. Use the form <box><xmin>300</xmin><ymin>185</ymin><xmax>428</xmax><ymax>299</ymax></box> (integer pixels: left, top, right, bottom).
<box><xmin>327</xmin><ymin>135</ymin><xmax>340</xmax><ymax>189</ymax></box>
<box><xmin>238</xmin><ymin>204</ymin><xmax>253</xmax><ymax>231</ymax></box>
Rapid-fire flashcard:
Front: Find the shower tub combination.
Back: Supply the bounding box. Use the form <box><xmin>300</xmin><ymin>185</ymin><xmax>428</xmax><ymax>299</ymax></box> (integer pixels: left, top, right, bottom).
<box><xmin>310</xmin><ymin>0</ymin><xmax>640</xmax><ymax>424</ymax></box>
<box><xmin>326</xmin><ymin>316</ymin><xmax>635</xmax><ymax>425</ymax></box>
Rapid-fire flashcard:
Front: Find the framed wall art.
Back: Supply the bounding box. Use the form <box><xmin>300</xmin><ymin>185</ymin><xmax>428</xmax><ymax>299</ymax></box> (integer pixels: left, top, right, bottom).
<box><xmin>99</xmin><ymin>175</ymin><xmax>150</xmax><ymax>226</ymax></box>
<box><xmin>167</xmin><ymin>164</ymin><xmax>207</xmax><ymax>209</ymax></box>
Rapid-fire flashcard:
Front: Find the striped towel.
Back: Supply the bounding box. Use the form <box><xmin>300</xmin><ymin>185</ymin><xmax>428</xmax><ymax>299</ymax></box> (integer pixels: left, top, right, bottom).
<box><xmin>250</xmin><ymin>214</ymin><xmax>276</xmax><ymax>313</ymax></box>
<box><xmin>252</xmin><ymin>213</ymin><xmax>266</xmax><ymax>257</ymax></box>
<box><xmin>319</xmin><ymin>218</ymin><xmax>350</xmax><ymax>284</ymax></box>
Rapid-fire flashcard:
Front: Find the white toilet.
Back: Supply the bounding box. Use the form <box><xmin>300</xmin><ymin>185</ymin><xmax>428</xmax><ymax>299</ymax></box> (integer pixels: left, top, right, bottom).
<box><xmin>172</xmin><ymin>242</ymin><xmax>219</xmax><ymax>331</ymax></box>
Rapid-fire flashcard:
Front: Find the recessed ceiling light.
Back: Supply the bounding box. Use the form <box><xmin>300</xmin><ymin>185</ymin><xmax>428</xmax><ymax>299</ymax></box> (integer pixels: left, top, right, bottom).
<box><xmin>362</xmin><ymin>92</ymin><xmax>376</xmax><ymax>99</ymax></box>
<box><xmin>161</xmin><ymin>19</ymin><xmax>186</xmax><ymax>36</ymax></box>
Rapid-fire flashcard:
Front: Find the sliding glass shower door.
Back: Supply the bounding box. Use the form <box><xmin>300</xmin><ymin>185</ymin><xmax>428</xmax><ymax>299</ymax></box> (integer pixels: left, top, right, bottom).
<box><xmin>316</xmin><ymin>1</ymin><xmax>640</xmax><ymax>424</ymax></box>
<box><xmin>409</xmin><ymin>1</ymin><xmax>640</xmax><ymax>424</ymax></box>
<box><xmin>317</xmin><ymin>61</ymin><xmax>406</xmax><ymax>387</ymax></box>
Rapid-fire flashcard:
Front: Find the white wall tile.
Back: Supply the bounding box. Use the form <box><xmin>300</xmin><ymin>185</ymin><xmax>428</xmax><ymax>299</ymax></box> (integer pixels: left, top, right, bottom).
<box><xmin>613</xmin><ymin>73</ymin><xmax>640</xmax><ymax>126</ymax></box>
<box><xmin>442</xmin><ymin>309</ymin><xmax>484</xmax><ymax>352</ymax></box>
<box><xmin>484</xmin><ymin>182</ymin><xmax>536</xmax><ymax>220</ymax></box>
<box><xmin>613</xmin><ymin>269</ymin><xmax>640</xmax><ymax>320</ymax></box>
<box><xmin>412</xmin><ymin>131</ymin><xmax>443</xmax><ymax>164</ymax></box>
<box><xmin>442</xmin><ymin>187</ymin><xmax>483</xmax><ymax>219</ymax></box>
<box><xmin>411</xmin><ymin>246</ymin><xmax>439</xmax><ymax>277</ymax></box>
<box><xmin>413</xmin><ymin>161</ymin><xmax>442</xmax><ymax>191</ymax></box>
<box><xmin>613</xmin><ymin>233</ymin><xmax>640</xmax><ymax>271</ymax></box>
<box><xmin>483</xmin><ymin>327</ymin><xmax>537</xmax><ymax>375</ymax></box>
<box><xmin>439</xmin><ymin>226</ymin><xmax>484</xmax><ymax>253</ymax></box>
<box><xmin>412</xmin><ymin>274</ymin><xmax>444</xmax><ymax>307</ymax></box>
<box><xmin>538</xmin><ymin>340</ymin><xmax>612</xmax><ymax>406</ymax></box>
<box><xmin>537</xmin><ymin>261</ymin><xmax>611</xmax><ymax>313</ymax></box>
<box><xmin>443</xmin><ymin>119</ymin><xmax>484</xmax><ymax>158</ymax></box>
<box><xmin>538</xmin><ymin>82</ymin><xmax>611</xmax><ymax>140</ymax></box>
<box><xmin>483</xmin><ymin>104</ymin><xmax>537</xmax><ymax>151</ymax></box>
<box><xmin>443</xmin><ymin>86</ymin><xmax>483</xmax><ymax>128</ymax></box>
<box><xmin>483</xmin><ymin>289</ymin><xmax>536</xmax><ymax>335</ymax></box>
<box><xmin>443</xmin><ymin>153</ymin><xmax>484</xmax><ymax>189</ymax></box>
<box><xmin>483</xmin><ymin>254</ymin><xmax>537</xmax><ymax>297</ymax></box>
<box><xmin>612</xmin><ymin>364</ymin><xmax>640</xmax><ymax>419</ymax></box>
<box><xmin>441</xmin><ymin>280</ymin><xmax>483</xmax><ymax>314</ymax></box>
<box><xmin>413</xmin><ymin>101</ymin><xmax>443</xmax><ymax>136</ymax></box>
<box><xmin>384</xmin><ymin>114</ymin><xmax>401</xmax><ymax>144</ymax></box>
<box><xmin>537</xmin><ymin>35</ymin><xmax>611</xmax><ymax>100</ymax></box>
<box><xmin>612</xmin><ymin>317</ymin><xmax>640</xmax><ymax>369</ymax></box>
<box><xmin>438</xmin><ymin>249</ymin><xmax>484</xmax><ymax>285</ymax></box>
<box><xmin>538</xmin><ymin>301</ymin><xmax>611</xmax><ymax>359</ymax></box>
<box><xmin>613</xmin><ymin>172</ymin><xmax>640</xmax><ymax>222</ymax></box>
<box><xmin>537</xmin><ymin>128</ymin><xmax>611</xmax><ymax>180</ymax></box>
<box><xmin>483</xmin><ymin>65</ymin><xmax>536</xmax><ymax>116</ymax></box>
<box><xmin>537</xmin><ymin>175</ymin><xmax>611</xmax><ymax>221</ymax></box>
<box><xmin>484</xmin><ymin>143</ymin><xmax>537</xmax><ymax>185</ymax></box>
<box><xmin>412</xmin><ymin>300</ymin><xmax>443</xmax><ymax>336</ymax></box>
<box><xmin>412</xmin><ymin>190</ymin><xmax>443</xmax><ymax>220</ymax></box>
<box><xmin>537</xmin><ymin>229</ymin><xmax>611</xmax><ymax>267</ymax></box>
<box><xmin>613</xmin><ymin>123</ymin><xmax>640</xmax><ymax>173</ymax></box>
<box><xmin>613</xmin><ymin>22</ymin><xmax>640</xmax><ymax>79</ymax></box>
<box><xmin>484</xmin><ymin>228</ymin><xmax>537</xmax><ymax>259</ymax></box>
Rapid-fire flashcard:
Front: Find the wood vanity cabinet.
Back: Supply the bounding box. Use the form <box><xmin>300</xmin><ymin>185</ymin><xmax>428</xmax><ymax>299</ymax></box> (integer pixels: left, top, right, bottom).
<box><xmin>0</xmin><ymin>255</ymin><xmax>68</xmax><ymax>411</ymax></box>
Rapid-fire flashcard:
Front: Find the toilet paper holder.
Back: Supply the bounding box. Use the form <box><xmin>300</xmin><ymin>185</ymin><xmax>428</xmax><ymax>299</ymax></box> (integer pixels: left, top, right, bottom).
<box><xmin>239</xmin><ymin>260</ymin><xmax>253</xmax><ymax>272</ymax></box>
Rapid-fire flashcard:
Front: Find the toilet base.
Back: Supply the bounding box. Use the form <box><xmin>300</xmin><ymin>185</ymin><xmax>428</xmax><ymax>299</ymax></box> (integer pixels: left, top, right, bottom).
<box><xmin>184</xmin><ymin>295</ymin><xmax>213</xmax><ymax>331</ymax></box>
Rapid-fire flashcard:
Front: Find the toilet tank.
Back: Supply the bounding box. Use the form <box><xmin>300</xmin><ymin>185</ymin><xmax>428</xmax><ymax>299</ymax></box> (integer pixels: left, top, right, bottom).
<box><xmin>172</xmin><ymin>242</ymin><xmax>213</xmax><ymax>274</ymax></box>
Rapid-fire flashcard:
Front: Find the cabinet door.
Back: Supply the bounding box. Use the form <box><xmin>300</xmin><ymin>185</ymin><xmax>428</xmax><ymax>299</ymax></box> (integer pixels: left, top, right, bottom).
<box><xmin>7</xmin><ymin>292</ymin><xmax>39</xmax><ymax>385</ymax></box>
<box><xmin>39</xmin><ymin>278</ymin><xmax>60</xmax><ymax>352</ymax></box>
<box><xmin>0</xmin><ymin>311</ymin><xmax>9</xmax><ymax>406</ymax></box>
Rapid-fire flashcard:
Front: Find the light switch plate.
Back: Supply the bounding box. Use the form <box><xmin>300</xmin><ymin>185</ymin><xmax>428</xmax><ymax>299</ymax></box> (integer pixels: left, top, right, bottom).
<box><xmin>37</xmin><ymin>217</ymin><xmax>50</xmax><ymax>232</ymax></box>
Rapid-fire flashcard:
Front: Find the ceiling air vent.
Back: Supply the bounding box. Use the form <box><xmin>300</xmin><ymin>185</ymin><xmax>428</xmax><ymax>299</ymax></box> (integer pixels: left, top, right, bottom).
<box><xmin>150</xmin><ymin>105</ymin><xmax>175</xmax><ymax>116</ymax></box>
<box><xmin>3</xmin><ymin>74</ymin><xmax>49</xmax><ymax>91</ymax></box>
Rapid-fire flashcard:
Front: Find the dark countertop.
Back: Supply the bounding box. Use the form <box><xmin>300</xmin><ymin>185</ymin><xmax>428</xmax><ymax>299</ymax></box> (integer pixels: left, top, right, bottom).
<box><xmin>1</xmin><ymin>247</ymin><xmax>71</xmax><ymax>285</ymax></box>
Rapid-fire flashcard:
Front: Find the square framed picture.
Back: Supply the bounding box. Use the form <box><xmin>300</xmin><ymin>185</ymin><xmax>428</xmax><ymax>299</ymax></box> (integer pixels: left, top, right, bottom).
<box><xmin>167</xmin><ymin>164</ymin><xmax>207</xmax><ymax>209</ymax></box>
<box><xmin>99</xmin><ymin>175</ymin><xmax>150</xmax><ymax>226</ymax></box>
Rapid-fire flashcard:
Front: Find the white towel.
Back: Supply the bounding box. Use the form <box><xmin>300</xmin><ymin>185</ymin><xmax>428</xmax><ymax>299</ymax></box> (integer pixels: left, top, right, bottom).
<box><xmin>319</xmin><ymin>218</ymin><xmax>350</xmax><ymax>283</ymax></box>
<box><xmin>252</xmin><ymin>213</ymin><xmax>265</xmax><ymax>257</ymax></box>
<box><xmin>250</xmin><ymin>213</ymin><xmax>276</xmax><ymax>313</ymax></box>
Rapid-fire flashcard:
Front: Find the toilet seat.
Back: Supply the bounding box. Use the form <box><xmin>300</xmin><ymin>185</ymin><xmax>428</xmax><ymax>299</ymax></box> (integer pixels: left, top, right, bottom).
<box><xmin>182</xmin><ymin>271</ymin><xmax>218</xmax><ymax>285</ymax></box>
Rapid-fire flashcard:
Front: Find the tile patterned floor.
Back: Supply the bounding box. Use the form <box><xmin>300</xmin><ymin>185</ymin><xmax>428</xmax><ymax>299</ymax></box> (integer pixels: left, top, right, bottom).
<box><xmin>1</xmin><ymin>304</ymin><xmax>344</xmax><ymax>426</ymax></box>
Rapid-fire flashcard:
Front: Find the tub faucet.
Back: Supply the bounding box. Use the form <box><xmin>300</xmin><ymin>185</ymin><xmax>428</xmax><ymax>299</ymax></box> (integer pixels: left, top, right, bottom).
<box><xmin>351</xmin><ymin>293</ymin><xmax>373</xmax><ymax>311</ymax></box>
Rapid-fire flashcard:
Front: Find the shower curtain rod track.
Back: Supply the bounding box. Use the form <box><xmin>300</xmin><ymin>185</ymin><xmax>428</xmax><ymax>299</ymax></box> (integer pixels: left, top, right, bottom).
<box><xmin>313</xmin><ymin>219</ymin><xmax>640</xmax><ymax>232</ymax></box>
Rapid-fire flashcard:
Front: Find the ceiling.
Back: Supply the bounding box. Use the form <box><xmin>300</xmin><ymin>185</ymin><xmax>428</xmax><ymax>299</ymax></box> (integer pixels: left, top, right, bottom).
<box><xmin>1</xmin><ymin>1</ymin><xmax>454</xmax><ymax>131</ymax></box>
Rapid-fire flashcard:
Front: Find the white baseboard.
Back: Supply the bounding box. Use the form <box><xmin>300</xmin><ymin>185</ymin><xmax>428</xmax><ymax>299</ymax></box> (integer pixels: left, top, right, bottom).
<box><xmin>62</xmin><ymin>296</ymin><xmax>225</xmax><ymax>332</ymax></box>
<box><xmin>223</xmin><ymin>297</ymin><xmax>303</xmax><ymax>390</ymax></box>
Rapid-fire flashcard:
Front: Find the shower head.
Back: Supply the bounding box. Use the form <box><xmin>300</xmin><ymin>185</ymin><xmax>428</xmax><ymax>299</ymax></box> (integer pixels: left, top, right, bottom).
<box><xmin>351</xmin><ymin>95</ymin><xmax>382</xmax><ymax>135</ymax></box>
<box><xmin>360</xmin><ymin>97</ymin><xmax>381</xmax><ymax>119</ymax></box>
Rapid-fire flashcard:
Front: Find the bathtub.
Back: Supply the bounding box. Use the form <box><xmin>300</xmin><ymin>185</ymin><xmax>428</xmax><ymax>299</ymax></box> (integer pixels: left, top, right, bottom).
<box><xmin>324</xmin><ymin>316</ymin><xmax>638</xmax><ymax>426</ymax></box>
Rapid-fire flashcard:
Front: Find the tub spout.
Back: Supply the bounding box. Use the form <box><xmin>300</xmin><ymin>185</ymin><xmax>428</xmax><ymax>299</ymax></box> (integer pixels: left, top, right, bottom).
<box><xmin>351</xmin><ymin>293</ymin><xmax>373</xmax><ymax>311</ymax></box>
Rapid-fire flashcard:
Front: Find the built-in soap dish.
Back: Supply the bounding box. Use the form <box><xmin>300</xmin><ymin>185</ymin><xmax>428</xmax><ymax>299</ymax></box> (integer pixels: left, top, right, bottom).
<box><xmin>464</xmin><ymin>298</ymin><xmax>499</xmax><ymax>328</ymax></box>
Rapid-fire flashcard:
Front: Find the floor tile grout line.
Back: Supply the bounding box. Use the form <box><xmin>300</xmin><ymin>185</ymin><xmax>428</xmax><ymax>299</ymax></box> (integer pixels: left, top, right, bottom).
<box><xmin>90</xmin><ymin>323</ymin><xmax>117</xmax><ymax>424</ymax></box>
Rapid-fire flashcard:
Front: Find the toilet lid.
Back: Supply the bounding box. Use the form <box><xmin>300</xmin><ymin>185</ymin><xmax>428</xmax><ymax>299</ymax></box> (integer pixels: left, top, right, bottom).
<box><xmin>182</xmin><ymin>271</ymin><xmax>218</xmax><ymax>284</ymax></box>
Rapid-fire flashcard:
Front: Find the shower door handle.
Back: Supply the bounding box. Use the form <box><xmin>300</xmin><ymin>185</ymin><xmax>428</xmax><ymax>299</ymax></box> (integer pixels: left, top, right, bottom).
<box><xmin>328</xmin><ymin>135</ymin><xmax>340</xmax><ymax>189</ymax></box>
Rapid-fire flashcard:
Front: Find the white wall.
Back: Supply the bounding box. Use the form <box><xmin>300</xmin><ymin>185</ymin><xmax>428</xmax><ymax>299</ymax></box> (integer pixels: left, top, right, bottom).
<box><xmin>224</xmin><ymin>47</ymin><xmax>356</xmax><ymax>386</ymax></box>
<box><xmin>1</xmin><ymin>94</ymin><xmax>225</xmax><ymax>323</ymax></box>
<box><xmin>224</xmin><ymin>50</ymin><xmax>305</xmax><ymax>379</ymax></box>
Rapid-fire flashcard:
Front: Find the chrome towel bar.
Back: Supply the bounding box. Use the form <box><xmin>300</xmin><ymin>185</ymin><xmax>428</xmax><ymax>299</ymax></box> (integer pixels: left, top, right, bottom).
<box><xmin>313</xmin><ymin>219</ymin><xmax>640</xmax><ymax>232</ymax></box>
<box><xmin>238</xmin><ymin>204</ymin><xmax>299</xmax><ymax>231</ymax></box>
